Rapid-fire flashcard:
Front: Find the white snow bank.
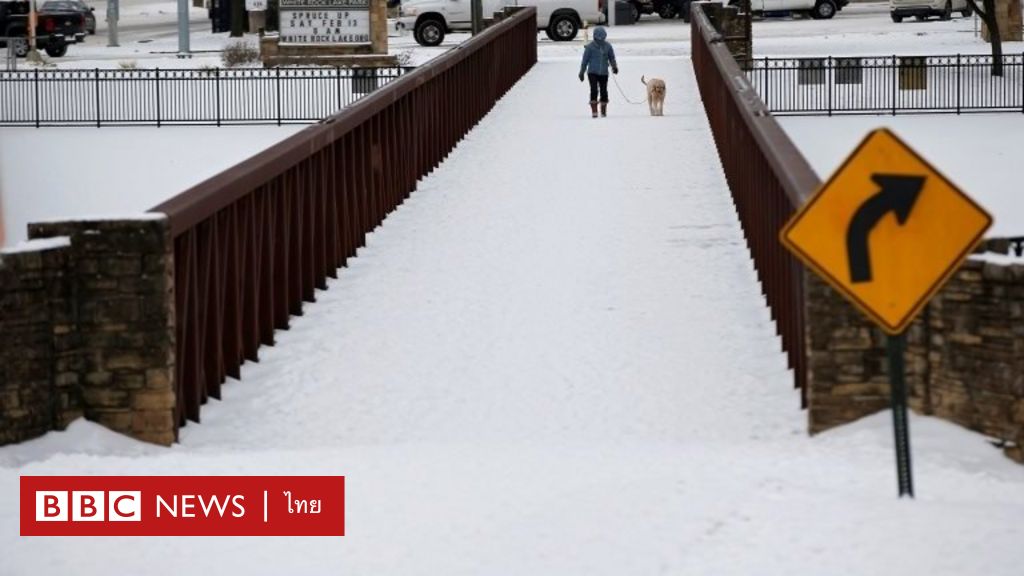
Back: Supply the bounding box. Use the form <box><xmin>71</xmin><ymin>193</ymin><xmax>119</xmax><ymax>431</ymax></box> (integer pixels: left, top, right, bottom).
<box><xmin>0</xmin><ymin>236</ymin><xmax>71</xmax><ymax>255</ymax></box>
<box><xmin>754</xmin><ymin>1</ymin><xmax>1024</xmax><ymax>57</ymax></box>
<box><xmin>779</xmin><ymin>115</ymin><xmax>1024</xmax><ymax>237</ymax></box>
<box><xmin>27</xmin><ymin>213</ymin><xmax>167</xmax><ymax>223</ymax></box>
<box><xmin>1</xmin><ymin>21</ymin><xmax>1022</xmax><ymax>576</ymax></box>
<box><xmin>0</xmin><ymin>125</ymin><xmax>305</xmax><ymax>248</ymax></box>
<box><xmin>0</xmin><ymin>419</ymin><xmax>165</xmax><ymax>469</ymax></box>
<box><xmin>972</xmin><ymin>252</ymin><xmax>1024</xmax><ymax>265</ymax></box>
<box><xmin>1</xmin><ymin>52</ymin><xmax>1021</xmax><ymax>576</ymax></box>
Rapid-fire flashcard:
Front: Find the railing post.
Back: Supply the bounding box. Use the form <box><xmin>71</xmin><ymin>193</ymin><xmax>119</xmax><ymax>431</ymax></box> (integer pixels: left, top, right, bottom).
<box><xmin>95</xmin><ymin>68</ymin><xmax>101</xmax><ymax>127</ymax></box>
<box><xmin>216</xmin><ymin>68</ymin><xmax>222</xmax><ymax>127</ymax></box>
<box><xmin>956</xmin><ymin>54</ymin><xmax>961</xmax><ymax>115</ymax></box>
<box><xmin>33</xmin><ymin>67</ymin><xmax>40</xmax><ymax>128</ymax></box>
<box><xmin>764</xmin><ymin>56</ymin><xmax>769</xmax><ymax>109</ymax></box>
<box><xmin>828</xmin><ymin>56</ymin><xmax>833</xmax><ymax>117</ymax></box>
<box><xmin>337</xmin><ymin>66</ymin><xmax>342</xmax><ymax>111</ymax></box>
<box><xmin>276</xmin><ymin>67</ymin><xmax>282</xmax><ymax>126</ymax></box>
<box><xmin>892</xmin><ymin>55</ymin><xmax>897</xmax><ymax>116</ymax></box>
<box><xmin>155</xmin><ymin>68</ymin><xmax>162</xmax><ymax>127</ymax></box>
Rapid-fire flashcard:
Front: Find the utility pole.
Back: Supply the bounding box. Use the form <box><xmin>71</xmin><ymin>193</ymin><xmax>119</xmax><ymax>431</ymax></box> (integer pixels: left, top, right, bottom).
<box><xmin>177</xmin><ymin>0</ymin><xmax>191</xmax><ymax>56</ymax></box>
<box><xmin>471</xmin><ymin>0</ymin><xmax>483</xmax><ymax>34</ymax></box>
<box><xmin>231</xmin><ymin>0</ymin><xmax>245</xmax><ymax>36</ymax></box>
<box><xmin>27</xmin><ymin>0</ymin><xmax>41</xmax><ymax>62</ymax></box>
<box><xmin>107</xmin><ymin>0</ymin><xmax>120</xmax><ymax>47</ymax></box>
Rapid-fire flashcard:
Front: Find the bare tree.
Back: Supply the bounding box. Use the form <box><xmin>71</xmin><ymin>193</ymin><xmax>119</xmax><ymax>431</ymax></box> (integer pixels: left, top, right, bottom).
<box><xmin>964</xmin><ymin>0</ymin><xmax>1003</xmax><ymax>76</ymax></box>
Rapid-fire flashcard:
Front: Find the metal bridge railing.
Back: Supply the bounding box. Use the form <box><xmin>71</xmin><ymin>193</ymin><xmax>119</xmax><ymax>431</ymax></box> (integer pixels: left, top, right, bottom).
<box><xmin>691</xmin><ymin>5</ymin><xmax>820</xmax><ymax>406</ymax></box>
<box><xmin>150</xmin><ymin>8</ymin><xmax>538</xmax><ymax>432</ymax></box>
<box><xmin>744</xmin><ymin>54</ymin><xmax>1024</xmax><ymax>116</ymax></box>
<box><xmin>0</xmin><ymin>66</ymin><xmax>412</xmax><ymax>126</ymax></box>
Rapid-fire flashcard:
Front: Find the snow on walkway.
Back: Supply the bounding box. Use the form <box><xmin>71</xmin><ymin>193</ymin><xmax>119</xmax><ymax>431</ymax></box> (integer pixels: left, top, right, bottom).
<box><xmin>2</xmin><ymin>53</ymin><xmax>1024</xmax><ymax>575</ymax></box>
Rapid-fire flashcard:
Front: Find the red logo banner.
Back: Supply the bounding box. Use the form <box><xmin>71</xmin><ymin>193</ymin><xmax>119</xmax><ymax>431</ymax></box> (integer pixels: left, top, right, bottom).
<box><xmin>20</xmin><ymin>476</ymin><xmax>345</xmax><ymax>536</ymax></box>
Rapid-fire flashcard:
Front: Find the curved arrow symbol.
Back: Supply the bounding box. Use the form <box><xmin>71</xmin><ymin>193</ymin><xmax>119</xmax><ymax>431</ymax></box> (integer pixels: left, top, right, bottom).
<box><xmin>847</xmin><ymin>174</ymin><xmax>926</xmax><ymax>284</ymax></box>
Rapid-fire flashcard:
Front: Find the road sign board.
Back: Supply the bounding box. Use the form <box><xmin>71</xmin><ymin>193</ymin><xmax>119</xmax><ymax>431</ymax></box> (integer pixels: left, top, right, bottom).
<box><xmin>780</xmin><ymin>128</ymin><xmax>993</xmax><ymax>335</ymax></box>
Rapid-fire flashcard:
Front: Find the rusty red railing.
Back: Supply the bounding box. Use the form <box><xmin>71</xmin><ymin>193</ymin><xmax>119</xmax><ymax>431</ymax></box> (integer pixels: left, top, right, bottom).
<box><xmin>691</xmin><ymin>5</ymin><xmax>820</xmax><ymax>406</ymax></box>
<box><xmin>151</xmin><ymin>8</ymin><xmax>538</xmax><ymax>434</ymax></box>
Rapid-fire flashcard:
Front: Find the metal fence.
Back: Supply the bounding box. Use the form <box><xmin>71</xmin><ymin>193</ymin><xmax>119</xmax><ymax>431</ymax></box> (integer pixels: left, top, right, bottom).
<box><xmin>692</xmin><ymin>6</ymin><xmax>820</xmax><ymax>406</ymax></box>
<box><xmin>0</xmin><ymin>66</ymin><xmax>412</xmax><ymax>126</ymax></box>
<box><xmin>150</xmin><ymin>8</ymin><xmax>538</xmax><ymax>433</ymax></box>
<box><xmin>745</xmin><ymin>54</ymin><xmax>1024</xmax><ymax>115</ymax></box>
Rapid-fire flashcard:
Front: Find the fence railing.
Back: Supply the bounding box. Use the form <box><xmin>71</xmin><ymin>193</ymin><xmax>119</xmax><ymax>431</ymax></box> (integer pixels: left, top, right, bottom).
<box><xmin>692</xmin><ymin>5</ymin><xmax>820</xmax><ymax>406</ymax></box>
<box><xmin>150</xmin><ymin>8</ymin><xmax>538</xmax><ymax>433</ymax></box>
<box><xmin>0</xmin><ymin>66</ymin><xmax>412</xmax><ymax>127</ymax></box>
<box><xmin>745</xmin><ymin>54</ymin><xmax>1024</xmax><ymax>115</ymax></box>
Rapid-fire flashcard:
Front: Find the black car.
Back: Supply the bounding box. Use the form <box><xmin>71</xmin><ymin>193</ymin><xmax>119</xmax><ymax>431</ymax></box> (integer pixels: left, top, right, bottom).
<box><xmin>0</xmin><ymin>0</ymin><xmax>81</xmax><ymax>57</ymax></box>
<box><xmin>40</xmin><ymin>0</ymin><xmax>95</xmax><ymax>35</ymax></box>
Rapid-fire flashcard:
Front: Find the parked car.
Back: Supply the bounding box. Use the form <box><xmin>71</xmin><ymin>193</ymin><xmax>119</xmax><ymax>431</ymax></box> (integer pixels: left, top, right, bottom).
<box><xmin>397</xmin><ymin>0</ymin><xmax>604</xmax><ymax>46</ymax></box>
<box><xmin>627</xmin><ymin>0</ymin><xmax>655</xmax><ymax>21</ymax></box>
<box><xmin>729</xmin><ymin>0</ymin><xmax>848</xmax><ymax>19</ymax></box>
<box><xmin>40</xmin><ymin>0</ymin><xmax>95</xmax><ymax>35</ymax></box>
<box><xmin>652</xmin><ymin>0</ymin><xmax>692</xmax><ymax>19</ymax></box>
<box><xmin>0</xmin><ymin>0</ymin><xmax>83</xmax><ymax>57</ymax></box>
<box><xmin>890</xmin><ymin>0</ymin><xmax>970</xmax><ymax>21</ymax></box>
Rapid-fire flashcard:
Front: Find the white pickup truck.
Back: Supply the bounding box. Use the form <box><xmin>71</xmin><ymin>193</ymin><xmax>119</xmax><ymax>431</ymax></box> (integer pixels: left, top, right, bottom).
<box><xmin>397</xmin><ymin>0</ymin><xmax>605</xmax><ymax>46</ymax></box>
<box><xmin>731</xmin><ymin>0</ymin><xmax>849</xmax><ymax>19</ymax></box>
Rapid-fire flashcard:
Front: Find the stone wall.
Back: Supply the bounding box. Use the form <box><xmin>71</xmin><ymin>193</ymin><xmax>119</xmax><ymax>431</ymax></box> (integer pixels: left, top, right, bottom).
<box><xmin>0</xmin><ymin>218</ymin><xmax>177</xmax><ymax>446</ymax></box>
<box><xmin>0</xmin><ymin>239</ymin><xmax>76</xmax><ymax>444</ymax></box>
<box><xmin>806</xmin><ymin>253</ymin><xmax>1024</xmax><ymax>463</ymax></box>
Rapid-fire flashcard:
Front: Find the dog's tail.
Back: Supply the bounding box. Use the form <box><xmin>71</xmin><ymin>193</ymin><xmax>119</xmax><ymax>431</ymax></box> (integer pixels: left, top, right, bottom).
<box><xmin>641</xmin><ymin>75</ymin><xmax>647</xmax><ymax>85</ymax></box>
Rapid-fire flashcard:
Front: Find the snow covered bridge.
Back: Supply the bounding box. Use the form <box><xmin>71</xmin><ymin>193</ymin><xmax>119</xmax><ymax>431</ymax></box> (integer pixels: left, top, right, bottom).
<box><xmin>2</xmin><ymin>7</ymin><xmax>1023</xmax><ymax>576</ymax></box>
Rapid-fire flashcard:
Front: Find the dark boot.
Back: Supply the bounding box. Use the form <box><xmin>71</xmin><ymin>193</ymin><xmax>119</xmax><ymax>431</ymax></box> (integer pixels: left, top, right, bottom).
<box><xmin>589</xmin><ymin>101</ymin><xmax>598</xmax><ymax>118</ymax></box>
<box><xmin>600</xmin><ymin>102</ymin><xmax>607</xmax><ymax>117</ymax></box>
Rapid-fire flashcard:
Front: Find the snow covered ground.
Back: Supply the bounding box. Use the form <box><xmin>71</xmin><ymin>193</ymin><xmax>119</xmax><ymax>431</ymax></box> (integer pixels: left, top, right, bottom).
<box><xmin>3</xmin><ymin>25</ymin><xmax>1024</xmax><ymax>576</ymax></box>
<box><xmin>6</xmin><ymin>8</ymin><xmax>1019</xmax><ymax>245</ymax></box>
<box><xmin>0</xmin><ymin>125</ymin><xmax>305</xmax><ymax>247</ymax></box>
<box><xmin>753</xmin><ymin>1</ymin><xmax>1024</xmax><ymax>56</ymax></box>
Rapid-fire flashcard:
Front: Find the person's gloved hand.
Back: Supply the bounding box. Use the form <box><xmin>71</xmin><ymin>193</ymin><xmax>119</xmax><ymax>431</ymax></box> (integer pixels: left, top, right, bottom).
<box><xmin>612</xmin><ymin>66</ymin><xmax>619</xmax><ymax>75</ymax></box>
<box><xmin>578</xmin><ymin>72</ymin><xmax>584</xmax><ymax>82</ymax></box>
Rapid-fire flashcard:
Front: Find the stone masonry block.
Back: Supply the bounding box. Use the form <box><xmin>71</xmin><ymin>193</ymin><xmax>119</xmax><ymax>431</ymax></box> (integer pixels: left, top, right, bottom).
<box><xmin>93</xmin><ymin>411</ymin><xmax>134</xmax><ymax>433</ymax></box>
<box><xmin>132</xmin><ymin>410</ymin><xmax>174</xmax><ymax>434</ymax></box>
<box><xmin>82</xmin><ymin>388</ymin><xmax>129</xmax><ymax>409</ymax></box>
<box><xmin>105</xmin><ymin>353</ymin><xmax>145</xmax><ymax>371</ymax></box>
<box><xmin>146</xmin><ymin>368</ymin><xmax>172</xmax><ymax>390</ymax></box>
<box><xmin>134</xmin><ymin>430</ymin><xmax>175</xmax><ymax>446</ymax></box>
<box><xmin>131</xmin><ymin>391</ymin><xmax>176</xmax><ymax>411</ymax></box>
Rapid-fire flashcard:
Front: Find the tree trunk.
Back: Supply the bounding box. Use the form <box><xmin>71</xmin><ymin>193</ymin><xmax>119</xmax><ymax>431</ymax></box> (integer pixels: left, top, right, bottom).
<box><xmin>231</xmin><ymin>0</ymin><xmax>246</xmax><ymax>37</ymax></box>
<box><xmin>984</xmin><ymin>0</ymin><xmax>1003</xmax><ymax>76</ymax></box>
<box><xmin>965</xmin><ymin>0</ymin><xmax>1004</xmax><ymax>76</ymax></box>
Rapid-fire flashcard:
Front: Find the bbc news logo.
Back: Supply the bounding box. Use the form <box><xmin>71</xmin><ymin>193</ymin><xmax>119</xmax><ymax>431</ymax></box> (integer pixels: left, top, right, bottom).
<box><xmin>36</xmin><ymin>491</ymin><xmax>142</xmax><ymax>522</ymax></box>
<box><xmin>21</xmin><ymin>476</ymin><xmax>344</xmax><ymax>536</ymax></box>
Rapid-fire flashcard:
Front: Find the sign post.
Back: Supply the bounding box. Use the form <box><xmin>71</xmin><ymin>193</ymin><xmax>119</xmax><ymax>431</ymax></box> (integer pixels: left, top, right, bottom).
<box><xmin>177</xmin><ymin>0</ymin><xmax>190</xmax><ymax>57</ymax></box>
<box><xmin>781</xmin><ymin>128</ymin><xmax>993</xmax><ymax>498</ymax></box>
<box><xmin>471</xmin><ymin>0</ymin><xmax>483</xmax><ymax>35</ymax></box>
<box><xmin>887</xmin><ymin>331</ymin><xmax>913</xmax><ymax>496</ymax></box>
<box><xmin>107</xmin><ymin>0</ymin><xmax>119</xmax><ymax>48</ymax></box>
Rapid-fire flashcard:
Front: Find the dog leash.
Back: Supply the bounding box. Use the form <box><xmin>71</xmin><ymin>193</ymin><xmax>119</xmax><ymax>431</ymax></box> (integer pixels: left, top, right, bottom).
<box><xmin>611</xmin><ymin>74</ymin><xmax>646</xmax><ymax>106</ymax></box>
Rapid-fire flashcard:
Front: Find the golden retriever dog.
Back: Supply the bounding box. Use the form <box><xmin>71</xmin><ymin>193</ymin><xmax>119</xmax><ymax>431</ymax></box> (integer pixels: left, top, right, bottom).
<box><xmin>641</xmin><ymin>75</ymin><xmax>666</xmax><ymax>117</ymax></box>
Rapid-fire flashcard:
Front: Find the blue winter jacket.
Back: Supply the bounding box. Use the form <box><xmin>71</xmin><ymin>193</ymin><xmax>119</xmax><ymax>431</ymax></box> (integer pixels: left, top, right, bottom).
<box><xmin>579</xmin><ymin>27</ymin><xmax>617</xmax><ymax>77</ymax></box>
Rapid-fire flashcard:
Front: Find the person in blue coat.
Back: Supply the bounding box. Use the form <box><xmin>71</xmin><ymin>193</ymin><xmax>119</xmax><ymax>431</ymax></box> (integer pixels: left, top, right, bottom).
<box><xmin>578</xmin><ymin>26</ymin><xmax>618</xmax><ymax>118</ymax></box>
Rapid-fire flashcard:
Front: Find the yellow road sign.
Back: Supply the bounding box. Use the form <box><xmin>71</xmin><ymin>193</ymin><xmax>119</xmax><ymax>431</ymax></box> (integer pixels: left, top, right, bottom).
<box><xmin>780</xmin><ymin>128</ymin><xmax>992</xmax><ymax>335</ymax></box>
